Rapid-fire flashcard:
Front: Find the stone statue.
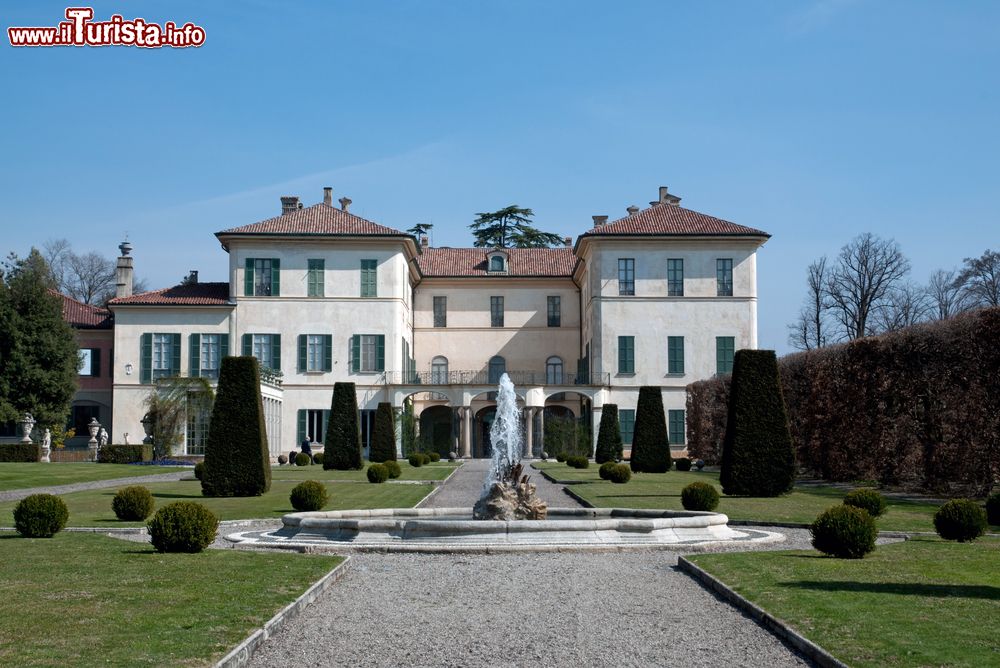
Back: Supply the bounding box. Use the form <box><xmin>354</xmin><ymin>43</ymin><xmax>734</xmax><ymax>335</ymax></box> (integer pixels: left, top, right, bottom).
<box><xmin>123</xmin><ymin>432</ymin><xmax>130</xmax><ymax>446</ymax></box>
<box><xmin>99</xmin><ymin>428</ymin><xmax>109</xmax><ymax>447</ymax></box>
<box><xmin>43</xmin><ymin>428</ymin><xmax>52</xmax><ymax>449</ymax></box>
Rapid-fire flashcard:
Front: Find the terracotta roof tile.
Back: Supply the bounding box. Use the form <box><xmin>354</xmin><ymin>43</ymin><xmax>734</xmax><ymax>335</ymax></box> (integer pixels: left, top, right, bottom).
<box><xmin>416</xmin><ymin>247</ymin><xmax>576</xmax><ymax>277</ymax></box>
<box><xmin>581</xmin><ymin>204</ymin><xmax>768</xmax><ymax>238</ymax></box>
<box><xmin>51</xmin><ymin>291</ymin><xmax>113</xmax><ymax>329</ymax></box>
<box><xmin>108</xmin><ymin>282</ymin><xmax>232</xmax><ymax>306</ymax></box>
<box><xmin>218</xmin><ymin>203</ymin><xmax>409</xmax><ymax>237</ymax></box>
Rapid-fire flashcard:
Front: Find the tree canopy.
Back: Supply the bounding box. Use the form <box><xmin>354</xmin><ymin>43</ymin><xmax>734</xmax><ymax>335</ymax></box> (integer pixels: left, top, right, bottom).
<box><xmin>469</xmin><ymin>205</ymin><xmax>564</xmax><ymax>248</ymax></box>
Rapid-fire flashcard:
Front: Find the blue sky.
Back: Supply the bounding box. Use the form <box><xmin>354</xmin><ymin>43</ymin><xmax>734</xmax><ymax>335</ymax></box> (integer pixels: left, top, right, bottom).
<box><xmin>2</xmin><ymin>1</ymin><xmax>998</xmax><ymax>352</ymax></box>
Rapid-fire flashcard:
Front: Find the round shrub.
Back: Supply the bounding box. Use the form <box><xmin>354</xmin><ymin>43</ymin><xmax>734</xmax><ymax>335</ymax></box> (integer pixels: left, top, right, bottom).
<box><xmin>289</xmin><ymin>480</ymin><xmax>328</xmax><ymax>511</ymax></box>
<box><xmin>810</xmin><ymin>505</ymin><xmax>877</xmax><ymax>559</ymax></box>
<box><xmin>408</xmin><ymin>453</ymin><xmax>424</xmax><ymax>468</ymax></box>
<box><xmin>277</xmin><ymin>455</ymin><xmax>288</xmax><ymax>466</ymax></box>
<box><xmin>367</xmin><ymin>463</ymin><xmax>389</xmax><ymax>483</ymax></box>
<box><xmin>312</xmin><ymin>452</ymin><xmax>324</xmax><ymax>466</ymax></box>
<box><xmin>599</xmin><ymin>461</ymin><xmax>617</xmax><ymax>480</ymax></box>
<box><xmin>287</xmin><ymin>451</ymin><xmax>298</xmax><ymax>465</ymax></box>
<box><xmin>112</xmin><ymin>486</ymin><xmax>155</xmax><ymax>521</ymax></box>
<box><xmin>194</xmin><ymin>461</ymin><xmax>206</xmax><ymax>480</ymax></box>
<box><xmin>13</xmin><ymin>494</ymin><xmax>68</xmax><ymax>537</ymax></box>
<box><xmin>427</xmin><ymin>451</ymin><xmax>441</xmax><ymax>462</ymax></box>
<box><xmin>607</xmin><ymin>463</ymin><xmax>631</xmax><ymax>484</ymax></box>
<box><xmin>420</xmin><ymin>453</ymin><xmax>432</xmax><ymax>465</ymax></box>
<box><xmin>566</xmin><ymin>455</ymin><xmax>590</xmax><ymax>469</ymax></box>
<box><xmin>295</xmin><ymin>452</ymin><xmax>312</xmax><ymax>466</ymax></box>
<box><xmin>555</xmin><ymin>452</ymin><xmax>567</xmax><ymax>463</ymax></box>
<box><xmin>383</xmin><ymin>460</ymin><xmax>402</xmax><ymax>479</ymax></box>
<box><xmin>934</xmin><ymin>499</ymin><xmax>987</xmax><ymax>542</ymax></box>
<box><xmin>681</xmin><ymin>482</ymin><xmax>720</xmax><ymax>511</ymax></box>
<box><xmin>985</xmin><ymin>491</ymin><xmax>1000</xmax><ymax>526</ymax></box>
<box><xmin>147</xmin><ymin>501</ymin><xmax>219</xmax><ymax>553</ymax></box>
<box><xmin>675</xmin><ymin>457</ymin><xmax>692</xmax><ymax>472</ymax></box>
<box><xmin>843</xmin><ymin>488</ymin><xmax>887</xmax><ymax>518</ymax></box>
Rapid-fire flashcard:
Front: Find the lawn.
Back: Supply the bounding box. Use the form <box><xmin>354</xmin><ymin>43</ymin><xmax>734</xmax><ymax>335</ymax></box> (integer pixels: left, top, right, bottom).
<box><xmin>532</xmin><ymin>462</ymin><xmax>948</xmax><ymax>532</ymax></box>
<box><xmin>0</xmin><ymin>462</ymin><xmax>189</xmax><ymax>492</ymax></box>
<box><xmin>0</xmin><ymin>532</ymin><xmax>341</xmax><ymax>666</ymax></box>
<box><xmin>0</xmin><ymin>478</ymin><xmax>434</xmax><ymax>527</ymax></box>
<box><xmin>271</xmin><ymin>460</ymin><xmax>459</xmax><ymax>482</ymax></box>
<box><xmin>688</xmin><ymin>536</ymin><xmax>1000</xmax><ymax>667</ymax></box>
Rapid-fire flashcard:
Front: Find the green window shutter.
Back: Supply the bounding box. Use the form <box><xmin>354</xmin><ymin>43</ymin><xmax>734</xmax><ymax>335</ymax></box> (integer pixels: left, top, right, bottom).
<box><xmin>376</xmin><ymin>335</ymin><xmax>385</xmax><ymax>372</ymax></box>
<box><xmin>91</xmin><ymin>348</ymin><xmax>101</xmax><ymax>377</ymax></box>
<box><xmin>271</xmin><ymin>334</ymin><xmax>281</xmax><ymax>372</ymax></box>
<box><xmin>350</xmin><ymin>335</ymin><xmax>360</xmax><ymax>372</ymax></box>
<box><xmin>618</xmin><ymin>336</ymin><xmax>634</xmax><ymax>374</ymax></box>
<box><xmin>298</xmin><ymin>335</ymin><xmax>307</xmax><ymax>373</ymax></box>
<box><xmin>668</xmin><ymin>336</ymin><xmax>684</xmax><ymax>374</ymax></box>
<box><xmin>244</xmin><ymin>258</ymin><xmax>254</xmax><ymax>296</ymax></box>
<box><xmin>321</xmin><ymin>410</ymin><xmax>330</xmax><ymax>444</ymax></box>
<box><xmin>242</xmin><ymin>333</ymin><xmax>252</xmax><ymax>357</ymax></box>
<box><xmin>270</xmin><ymin>258</ymin><xmax>280</xmax><ymax>296</ymax></box>
<box><xmin>170</xmin><ymin>334</ymin><xmax>181</xmax><ymax>376</ymax></box>
<box><xmin>220</xmin><ymin>334</ymin><xmax>229</xmax><ymax>359</ymax></box>
<box><xmin>619</xmin><ymin>409</ymin><xmax>635</xmax><ymax>445</ymax></box>
<box><xmin>668</xmin><ymin>409</ymin><xmax>686</xmax><ymax>445</ymax></box>
<box><xmin>140</xmin><ymin>333</ymin><xmax>152</xmax><ymax>384</ymax></box>
<box><xmin>716</xmin><ymin>336</ymin><xmax>735</xmax><ymax>375</ymax></box>
<box><xmin>361</xmin><ymin>260</ymin><xmax>377</xmax><ymax>297</ymax></box>
<box><xmin>297</xmin><ymin>410</ymin><xmax>306</xmax><ymax>445</ymax></box>
<box><xmin>189</xmin><ymin>334</ymin><xmax>201</xmax><ymax>377</ymax></box>
<box><xmin>323</xmin><ymin>335</ymin><xmax>333</xmax><ymax>372</ymax></box>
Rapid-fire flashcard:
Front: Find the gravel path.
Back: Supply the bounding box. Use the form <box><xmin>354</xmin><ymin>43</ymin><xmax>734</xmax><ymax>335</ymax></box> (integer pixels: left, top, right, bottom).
<box><xmin>419</xmin><ymin>458</ymin><xmax>579</xmax><ymax>510</ymax></box>
<box><xmin>0</xmin><ymin>470</ymin><xmax>190</xmax><ymax>502</ymax></box>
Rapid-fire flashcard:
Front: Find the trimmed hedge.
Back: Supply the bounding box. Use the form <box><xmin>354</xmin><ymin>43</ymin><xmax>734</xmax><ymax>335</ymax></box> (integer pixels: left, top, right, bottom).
<box><xmin>201</xmin><ymin>357</ymin><xmax>271</xmax><ymax>497</ymax></box>
<box><xmin>719</xmin><ymin>350</ymin><xmax>795</xmax><ymax>497</ymax></box>
<box><xmin>367</xmin><ymin>463</ymin><xmax>389</xmax><ymax>483</ymax></box>
<box><xmin>97</xmin><ymin>444</ymin><xmax>153</xmax><ymax>464</ymax></box>
<box><xmin>681</xmin><ymin>482</ymin><xmax>720</xmax><ymax>511</ymax></box>
<box><xmin>843</xmin><ymin>488</ymin><xmax>887</xmax><ymax>518</ymax></box>
<box><xmin>294</xmin><ymin>452</ymin><xmax>311</xmax><ymax>466</ymax></box>
<box><xmin>383</xmin><ymin>460</ymin><xmax>402</xmax><ymax>479</ymax></box>
<box><xmin>599</xmin><ymin>461</ymin><xmax>617</xmax><ymax>480</ymax></box>
<box><xmin>13</xmin><ymin>494</ymin><xmax>68</xmax><ymax>537</ymax></box>
<box><xmin>688</xmin><ymin>308</ymin><xmax>1000</xmax><ymax>494</ymax></box>
<box><xmin>608</xmin><ymin>463</ymin><xmax>631</xmax><ymax>484</ymax></box>
<box><xmin>630</xmin><ymin>386</ymin><xmax>670</xmax><ymax>473</ymax></box>
<box><xmin>312</xmin><ymin>452</ymin><xmax>324</xmax><ymax>466</ymax></box>
<box><xmin>934</xmin><ymin>499</ymin><xmax>987</xmax><ymax>542</ymax></box>
<box><xmin>289</xmin><ymin>480</ymin><xmax>328</xmax><ymax>511</ymax></box>
<box><xmin>324</xmin><ymin>382</ymin><xmax>363</xmax><ymax>470</ymax></box>
<box><xmin>194</xmin><ymin>462</ymin><xmax>206</xmax><ymax>480</ymax></box>
<box><xmin>0</xmin><ymin>442</ymin><xmax>40</xmax><ymax>462</ymax></box>
<box><xmin>810</xmin><ymin>505</ymin><xmax>877</xmax><ymax>559</ymax></box>
<box><xmin>408</xmin><ymin>453</ymin><xmax>424</xmax><ymax>467</ymax></box>
<box><xmin>987</xmin><ymin>492</ymin><xmax>1000</xmax><ymax>526</ymax></box>
<box><xmin>595</xmin><ymin>404</ymin><xmax>623</xmax><ymax>464</ymax></box>
<box><xmin>147</xmin><ymin>501</ymin><xmax>219</xmax><ymax>553</ymax></box>
<box><xmin>369</xmin><ymin>402</ymin><xmax>397</xmax><ymax>463</ymax></box>
<box><xmin>566</xmin><ymin>455</ymin><xmax>589</xmax><ymax>469</ymax></box>
<box><xmin>674</xmin><ymin>457</ymin><xmax>692</xmax><ymax>472</ymax></box>
<box><xmin>112</xmin><ymin>486</ymin><xmax>154</xmax><ymax>521</ymax></box>
<box><xmin>427</xmin><ymin>451</ymin><xmax>441</xmax><ymax>463</ymax></box>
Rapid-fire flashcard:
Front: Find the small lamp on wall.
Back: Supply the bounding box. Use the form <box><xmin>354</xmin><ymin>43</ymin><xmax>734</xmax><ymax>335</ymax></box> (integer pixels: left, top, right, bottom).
<box><xmin>125</xmin><ymin>363</ymin><xmax>134</xmax><ymax>376</ymax></box>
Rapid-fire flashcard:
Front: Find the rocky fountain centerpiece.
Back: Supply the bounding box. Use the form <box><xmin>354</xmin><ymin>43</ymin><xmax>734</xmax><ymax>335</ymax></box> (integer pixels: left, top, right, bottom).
<box><xmin>473</xmin><ymin>374</ymin><xmax>546</xmax><ymax>521</ymax></box>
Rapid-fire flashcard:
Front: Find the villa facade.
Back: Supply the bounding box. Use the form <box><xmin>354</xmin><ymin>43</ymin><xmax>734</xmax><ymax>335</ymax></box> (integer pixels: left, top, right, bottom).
<box><xmin>105</xmin><ymin>186</ymin><xmax>769</xmax><ymax>459</ymax></box>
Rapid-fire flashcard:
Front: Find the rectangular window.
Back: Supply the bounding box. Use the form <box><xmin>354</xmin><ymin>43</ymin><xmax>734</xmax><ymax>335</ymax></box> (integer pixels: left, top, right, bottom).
<box><xmin>141</xmin><ymin>333</ymin><xmax>179</xmax><ymax>383</ymax></box>
<box><xmin>547</xmin><ymin>296</ymin><xmax>561</xmax><ymax>327</ymax></box>
<box><xmin>618</xmin><ymin>258</ymin><xmax>635</xmax><ymax>296</ymax></box>
<box><xmin>307</xmin><ymin>259</ymin><xmax>325</xmax><ymax>297</ymax></box>
<box><xmin>71</xmin><ymin>405</ymin><xmax>101</xmax><ymax>435</ymax></box>
<box><xmin>298</xmin><ymin>334</ymin><xmax>332</xmax><ymax>373</ymax></box>
<box><xmin>433</xmin><ymin>296</ymin><xmax>447</xmax><ymax>328</ymax></box>
<box><xmin>717</xmin><ymin>258</ymin><xmax>733</xmax><ymax>297</ymax></box>
<box><xmin>152</xmin><ymin>334</ymin><xmax>174</xmax><ymax>380</ymax></box>
<box><xmin>668</xmin><ymin>336</ymin><xmax>685</xmax><ymax>374</ymax></box>
<box><xmin>350</xmin><ymin>334</ymin><xmax>384</xmax><ymax>372</ymax></box>
<box><xmin>360</xmin><ymin>259</ymin><xmax>377</xmax><ymax>297</ymax></box>
<box><xmin>490</xmin><ymin>296</ymin><xmax>504</xmax><ymax>328</ymax></box>
<box><xmin>667</xmin><ymin>259</ymin><xmax>684</xmax><ymax>296</ymax></box>
<box><xmin>244</xmin><ymin>258</ymin><xmax>280</xmax><ymax>297</ymax></box>
<box><xmin>307</xmin><ymin>409</ymin><xmax>325</xmax><ymax>443</ymax></box>
<box><xmin>668</xmin><ymin>409</ymin><xmax>686</xmax><ymax>446</ymax></box>
<box><xmin>619</xmin><ymin>409</ymin><xmax>635</xmax><ymax>445</ymax></box>
<box><xmin>78</xmin><ymin>348</ymin><xmax>100</xmax><ymax>377</ymax></box>
<box><xmin>252</xmin><ymin>334</ymin><xmax>273</xmax><ymax>369</ymax></box>
<box><xmin>716</xmin><ymin>336</ymin><xmax>735</xmax><ymax>375</ymax></box>
<box><xmin>618</xmin><ymin>336</ymin><xmax>635</xmax><ymax>374</ymax></box>
<box><xmin>185</xmin><ymin>392</ymin><xmax>212</xmax><ymax>455</ymax></box>
<box><xmin>200</xmin><ymin>335</ymin><xmax>221</xmax><ymax>379</ymax></box>
<box><xmin>306</xmin><ymin>335</ymin><xmax>325</xmax><ymax>372</ymax></box>
<box><xmin>242</xmin><ymin>333</ymin><xmax>280</xmax><ymax>372</ymax></box>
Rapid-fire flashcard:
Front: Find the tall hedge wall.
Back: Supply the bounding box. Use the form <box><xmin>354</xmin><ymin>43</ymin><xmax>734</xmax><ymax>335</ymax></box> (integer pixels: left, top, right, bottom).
<box><xmin>595</xmin><ymin>404</ymin><xmax>623</xmax><ymax>464</ymax></box>
<box><xmin>0</xmin><ymin>443</ymin><xmax>40</xmax><ymax>462</ymax></box>
<box><xmin>686</xmin><ymin>307</ymin><xmax>1000</xmax><ymax>494</ymax></box>
<box><xmin>369</xmin><ymin>402</ymin><xmax>397</xmax><ymax>463</ymax></box>
<box><xmin>324</xmin><ymin>382</ymin><xmax>363</xmax><ymax>470</ymax></box>
<box><xmin>630</xmin><ymin>386</ymin><xmax>670</xmax><ymax>473</ymax></box>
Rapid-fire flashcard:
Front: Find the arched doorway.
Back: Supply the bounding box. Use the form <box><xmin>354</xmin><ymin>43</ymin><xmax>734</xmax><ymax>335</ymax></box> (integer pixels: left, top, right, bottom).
<box><xmin>419</xmin><ymin>404</ymin><xmax>454</xmax><ymax>457</ymax></box>
<box><xmin>474</xmin><ymin>406</ymin><xmax>497</xmax><ymax>458</ymax></box>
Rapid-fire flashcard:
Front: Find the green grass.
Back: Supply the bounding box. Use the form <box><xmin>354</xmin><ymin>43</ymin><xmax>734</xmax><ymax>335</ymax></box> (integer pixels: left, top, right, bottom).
<box><xmin>0</xmin><ymin>463</ymin><xmax>189</xmax><ymax>492</ymax></box>
<box><xmin>689</xmin><ymin>536</ymin><xmax>1000</xmax><ymax>667</ymax></box>
<box><xmin>0</xmin><ymin>479</ymin><xmax>434</xmax><ymax>527</ymax></box>
<box><xmin>533</xmin><ymin>462</ymin><xmax>948</xmax><ymax>532</ymax></box>
<box><xmin>271</xmin><ymin>460</ymin><xmax>459</xmax><ymax>482</ymax></box>
<box><xmin>0</xmin><ymin>531</ymin><xmax>341</xmax><ymax>666</ymax></box>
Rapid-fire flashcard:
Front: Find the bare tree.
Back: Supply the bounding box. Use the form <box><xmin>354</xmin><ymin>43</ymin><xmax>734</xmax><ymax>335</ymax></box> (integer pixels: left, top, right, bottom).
<box><xmin>788</xmin><ymin>256</ymin><xmax>829</xmax><ymax>350</ymax></box>
<box><xmin>42</xmin><ymin>238</ymin><xmax>73</xmax><ymax>293</ymax></box>
<box><xmin>66</xmin><ymin>251</ymin><xmax>116</xmax><ymax>304</ymax></box>
<box><xmin>926</xmin><ymin>268</ymin><xmax>967</xmax><ymax>320</ymax></box>
<box><xmin>872</xmin><ymin>281</ymin><xmax>932</xmax><ymax>333</ymax></box>
<box><xmin>826</xmin><ymin>233</ymin><xmax>910</xmax><ymax>340</ymax></box>
<box><xmin>956</xmin><ymin>249</ymin><xmax>1000</xmax><ymax>308</ymax></box>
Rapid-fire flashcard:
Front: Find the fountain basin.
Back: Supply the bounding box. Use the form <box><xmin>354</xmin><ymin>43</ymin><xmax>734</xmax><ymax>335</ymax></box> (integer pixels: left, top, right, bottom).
<box><xmin>226</xmin><ymin>507</ymin><xmax>784</xmax><ymax>553</ymax></box>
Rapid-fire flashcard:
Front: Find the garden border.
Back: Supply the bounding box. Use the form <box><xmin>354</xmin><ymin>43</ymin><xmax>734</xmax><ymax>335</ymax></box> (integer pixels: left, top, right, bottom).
<box><xmin>414</xmin><ymin>461</ymin><xmax>464</xmax><ymax>508</ymax></box>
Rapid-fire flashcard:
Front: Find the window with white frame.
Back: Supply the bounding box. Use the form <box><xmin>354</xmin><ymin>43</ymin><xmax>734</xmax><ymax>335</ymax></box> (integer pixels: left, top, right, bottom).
<box><xmin>200</xmin><ymin>334</ymin><xmax>221</xmax><ymax>379</ymax></box>
<box><xmin>152</xmin><ymin>334</ymin><xmax>173</xmax><ymax>380</ymax></box>
<box><xmin>546</xmin><ymin>356</ymin><xmax>564</xmax><ymax>384</ymax></box>
<box><xmin>431</xmin><ymin>356</ymin><xmax>449</xmax><ymax>384</ymax></box>
<box><xmin>252</xmin><ymin>334</ymin><xmax>273</xmax><ymax>369</ymax></box>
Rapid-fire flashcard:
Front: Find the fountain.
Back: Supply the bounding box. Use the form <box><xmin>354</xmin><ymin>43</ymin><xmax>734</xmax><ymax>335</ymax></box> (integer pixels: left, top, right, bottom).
<box><xmin>227</xmin><ymin>375</ymin><xmax>782</xmax><ymax>552</ymax></box>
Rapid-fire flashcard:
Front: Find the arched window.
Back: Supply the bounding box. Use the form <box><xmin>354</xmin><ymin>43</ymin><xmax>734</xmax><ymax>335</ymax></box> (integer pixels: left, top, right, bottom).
<box><xmin>546</xmin><ymin>356</ymin><xmax>564</xmax><ymax>384</ymax></box>
<box><xmin>431</xmin><ymin>356</ymin><xmax>449</xmax><ymax>384</ymax></box>
<box><xmin>488</xmin><ymin>355</ymin><xmax>506</xmax><ymax>384</ymax></box>
<box><xmin>489</xmin><ymin>255</ymin><xmax>506</xmax><ymax>272</ymax></box>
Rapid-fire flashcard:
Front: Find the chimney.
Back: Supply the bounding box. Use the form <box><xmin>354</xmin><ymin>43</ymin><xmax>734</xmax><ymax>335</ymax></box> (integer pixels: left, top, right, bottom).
<box><xmin>420</xmin><ymin>235</ymin><xmax>429</xmax><ymax>248</ymax></box>
<box><xmin>592</xmin><ymin>215</ymin><xmax>608</xmax><ymax>228</ymax></box>
<box><xmin>339</xmin><ymin>196</ymin><xmax>352</xmax><ymax>212</ymax></box>
<box><xmin>186</xmin><ymin>270</ymin><xmax>198</xmax><ymax>284</ymax></box>
<box><xmin>280</xmin><ymin>196</ymin><xmax>301</xmax><ymax>215</ymax></box>
<box><xmin>656</xmin><ymin>185</ymin><xmax>682</xmax><ymax>207</ymax></box>
<box><xmin>323</xmin><ymin>187</ymin><xmax>333</xmax><ymax>206</ymax></box>
<box><xmin>626</xmin><ymin>205</ymin><xmax>640</xmax><ymax>215</ymax></box>
<box><xmin>563</xmin><ymin>236</ymin><xmax>572</xmax><ymax>247</ymax></box>
<box><xmin>115</xmin><ymin>240</ymin><xmax>134</xmax><ymax>299</ymax></box>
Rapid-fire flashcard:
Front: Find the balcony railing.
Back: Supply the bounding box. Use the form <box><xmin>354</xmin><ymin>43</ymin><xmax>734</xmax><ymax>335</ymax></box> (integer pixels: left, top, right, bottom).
<box><xmin>381</xmin><ymin>370</ymin><xmax>610</xmax><ymax>387</ymax></box>
<box><xmin>259</xmin><ymin>367</ymin><xmax>283</xmax><ymax>388</ymax></box>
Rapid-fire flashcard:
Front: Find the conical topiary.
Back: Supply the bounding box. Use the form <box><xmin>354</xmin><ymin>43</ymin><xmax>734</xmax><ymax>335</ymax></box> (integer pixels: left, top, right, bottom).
<box><xmin>369</xmin><ymin>402</ymin><xmax>397</xmax><ymax>463</ymax></box>
<box><xmin>719</xmin><ymin>349</ymin><xmax>795</xmax><ymax>496</ymax></box>
<box><xmin>595</xmin><ymin>404</ymin><xmax>623</xmax><ymax>464</ymax></box>
<box><xmin>630</xmin><ymin>387</ymin><xmax>670</xmax><ymax>473</ymax></box>
<box><xmin>324</xmin><ymin>382</ymin><xmax>363</xmax><ymax>470</ymax></box>
<box><xmin>201</xmin><ymin>356</ymin><xmax>271</xmax><ymax>496</ymax></box>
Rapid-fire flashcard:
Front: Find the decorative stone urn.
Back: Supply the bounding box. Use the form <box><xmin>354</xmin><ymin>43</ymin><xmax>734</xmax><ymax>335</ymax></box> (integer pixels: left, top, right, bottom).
<box><xmin>87</xmin><ymin>418</ymin><xmax>101</xmax><ymax>462</ymax></box>
<box><xmin>141</xmin><ymin>413</ymin><xmax>154</xmax><ymax>445</ymax></box>
<box><xmin>20</xmin><ymin>412</ymin><xmax>35</xmax><ymax>444</ymax></box>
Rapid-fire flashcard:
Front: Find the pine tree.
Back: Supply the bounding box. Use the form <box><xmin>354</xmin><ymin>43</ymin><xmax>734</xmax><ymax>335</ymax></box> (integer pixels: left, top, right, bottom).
<box><xmin>719</xmin><ymin>350</ymin><xmax>796</xmax><ymax>496</ymax></box>
<box><xmin>369</xmin><ymin>402</ymin><xmax>397</xmax><ymax>463</ymax></box>
<box><xmin>324</xmin><ymin>382</ymin><xmax>362</xmax><ymax>470</ymax></box>
<box><xmin>629</xmin><ymin>387</ymin><xmax>670</xmax><ymax>473</ymax></box>
<box><xmin>201</xmin><ymin>356</ymin><xmax>271</xmax><ymax>497</ymax></box>
<box><xmin>595</xmin><ymin>404</ymin><xmax>623</xmax><ymax>464</ymax></box>
<box><xmin>0</xmin><ymin>249</ymin><xmax>78</xmax><ymax>431</ymax></box>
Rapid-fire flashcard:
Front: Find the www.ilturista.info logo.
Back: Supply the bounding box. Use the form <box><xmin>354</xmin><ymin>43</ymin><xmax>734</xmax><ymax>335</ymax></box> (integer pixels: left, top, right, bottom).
<box><xmin>8</xmin><ymin>7</ymin><xmax>205</xmax><ymax>48</ymax></box>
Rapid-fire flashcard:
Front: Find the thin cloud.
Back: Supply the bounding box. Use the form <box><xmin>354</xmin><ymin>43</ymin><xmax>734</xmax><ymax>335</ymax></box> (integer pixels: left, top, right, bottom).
<box><xmin>786</xmin><ymin>0</ymin><xmax>863</xmax><ymax>34</ymax></box>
